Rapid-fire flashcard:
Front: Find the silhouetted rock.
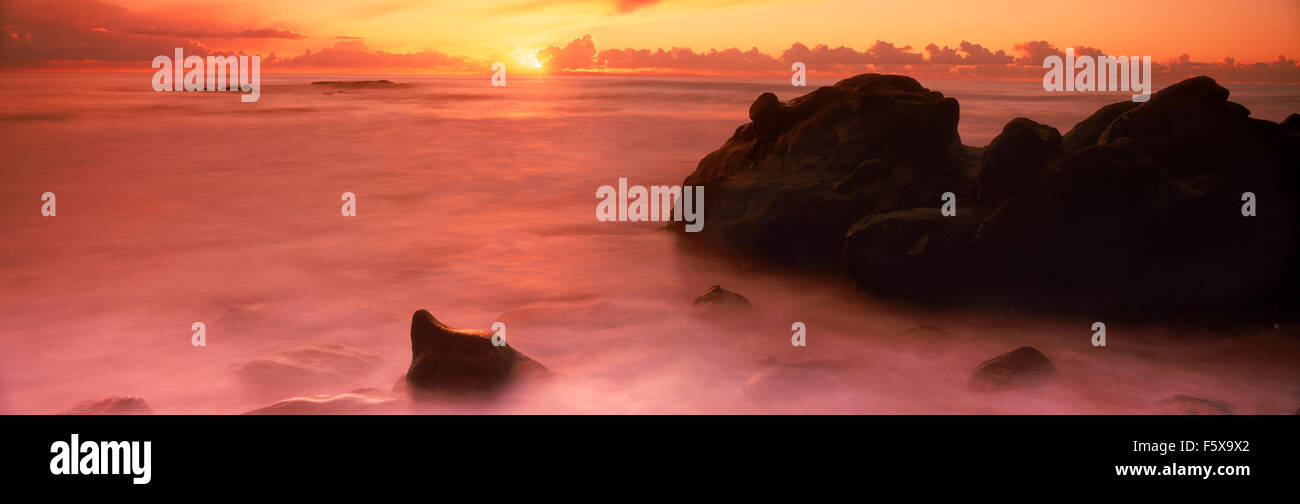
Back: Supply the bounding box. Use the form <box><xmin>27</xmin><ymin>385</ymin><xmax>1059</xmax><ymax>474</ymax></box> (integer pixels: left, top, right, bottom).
<box><xmin>679</xmin><ymin>74</ymin><xmax>972</xmax><ymax>269</ymax></box>
<box><xmin>844</xmin><ymin>207</ymin><xmax>979</xmax><ymax>300</ymax></box>
<box><xmin>978</xmin><ymin>117</ymin><xmax>1062</xmax><ymax>209</ymax></box>
<box><xmin>748</xmin><ymin>92</ymin><xmax>786</xmax><ymax>137</ymax></box>
<box><xmin>405</xmin><ymin>310</ymin><xmax>546</xmax><ymax>398</ymax></box>
<box><xmin>967</xmin><ymin>346</ymin><xmax>1060</xmax><ymax>392</ymax></box>
<box><xmin>677</xmin><ymin>73</ymin><xmax>1300</xmax><ymax>320</ymax></box>
<box><xmin>61</xmin><ymin>396</ymin><xmax>152</xmax><ymax>415</ymax></box>
<box><xmin>1062</xmin><ymin>101</ymin><xmax>1141</xmax><ymax>153</ymax></box>
<box><xmin>692</xmin><ymin>284</ymin><xmax>752</xmax><ymax>310</ymax></box>
<box><xmin>1154</xmin><ymin>394</ymin><xmax>1233</xmax><ymax>415</ymax></box>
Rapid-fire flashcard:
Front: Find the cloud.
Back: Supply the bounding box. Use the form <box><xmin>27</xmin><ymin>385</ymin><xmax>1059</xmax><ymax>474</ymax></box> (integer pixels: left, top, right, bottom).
<box><xmin>1</xmin><ymin>0</ymin><xmax>197</xmax><ymax>67</ymax></box>
<box><xmin>264</xmin><ymin>40</ymin><xmax>474</xmax><ymax>71</ymax></box>
<box><xmin>925</xmin><ymin>41</ymin><xmax>1013</xmax><ymax>65</ymax></box>
<box><xmin>596</xmin><ymin>45</ymin><xmax>778</xmax><ymax>71</ymax></box>
<box><xmin>1012</xmin><ymin>40</ymin><xmax>1104</xmax><ymax>65</ymax></box>
<box><xmin>537</xmin><ymin>34</ymin><xmax>598</xmax><ymax>70</ymax></box>
<box><xmin>110</xmin><ymin>27</ymin><xmax>307</xmax><ymax>40</ymax></box>
<box><xmin>0</xmin><ymin>0</ymin><xmax>300</xmax><ymax>68</ymax></box>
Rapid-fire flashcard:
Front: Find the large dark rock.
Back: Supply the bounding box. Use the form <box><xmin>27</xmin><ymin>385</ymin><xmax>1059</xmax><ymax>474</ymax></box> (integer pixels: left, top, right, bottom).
<box><xmin>1062</xmin><ymin>101</ymin><xmax>1141</xmax><ymax>154</ymax></box>
<box><xmin>679</xmin><ymin>74</ymin><xmax>973</xmax><ymax>269</ymax></box>
<box><xmin>677</xmin><ymin>74</ymin><xmax>1300</xmax><ymax>319</ymax></box>
<box><xmin>404</xmin><ymin>310</ymin><xmax>546</xmax><ymax>398</ymax></box>
<box><xmin>843</xmin><ymin>207</ymin><xmax>980</xmax><ymax>300</ymax></box>
<box><xmin>978</xmin><ymin>118</ymin><xmax>1062</xmax><ymax>209</ymax></box>
<box><xmin>967</xmin><ymin>346</ymin><xmax>1061</xmax><ymax>392</ymax></box>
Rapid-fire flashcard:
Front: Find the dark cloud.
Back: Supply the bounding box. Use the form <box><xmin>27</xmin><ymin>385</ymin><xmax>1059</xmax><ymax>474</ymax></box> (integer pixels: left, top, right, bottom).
<box><xmin>0</xmin><ymin>0</ymin><xmax>303</xmax><ymax>68</ymax></box>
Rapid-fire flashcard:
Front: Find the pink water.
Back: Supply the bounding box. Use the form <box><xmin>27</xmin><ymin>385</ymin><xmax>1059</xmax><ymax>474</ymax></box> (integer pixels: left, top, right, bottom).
<box><xmin>1</xmin><ymin>72</ymin><xmax>1297</xmax><ymax>414</ymax></box>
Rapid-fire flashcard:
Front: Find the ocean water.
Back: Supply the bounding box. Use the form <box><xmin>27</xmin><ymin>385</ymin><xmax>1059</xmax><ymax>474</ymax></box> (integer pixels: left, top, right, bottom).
<box><xmin>1</xmin><ymin>72</ymin><xmax>1297</xmax><ymax>414</ymax></box>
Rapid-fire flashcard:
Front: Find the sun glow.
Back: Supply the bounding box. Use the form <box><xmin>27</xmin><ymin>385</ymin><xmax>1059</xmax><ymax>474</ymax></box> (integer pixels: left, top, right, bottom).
<box><xmin>514</xmin><ymin>51</ymin><xmax>544</xmax><ymax>70</ymax></box>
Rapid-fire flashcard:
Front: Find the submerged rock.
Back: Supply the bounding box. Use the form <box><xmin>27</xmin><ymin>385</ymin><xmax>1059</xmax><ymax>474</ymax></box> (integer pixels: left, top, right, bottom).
<box><xmin>237</xmin><ymin>343</ymin><xmax>384</xmax><ymax>394</ymax></box>
<box><xmin>967</xmin><ymin>346</ymin><xmax>1060</xmax><ymax>392</ymax></box>
<box><xmin>244</xmin><ymin>388</ymin><xmax>400</xmax><ymax>415</ymax></box>
<box><xmin>692</xmin><ymin>284</ymin><xmax>753</xmax><ymax>310</ymax></box>
<box><xmin>742</xmin><ymin>359</ymin><xmax>854</xmax><ymax>402</ymax></box>
<box><xmin>60</xmin><ymin>396</ymin><xmax>153</xmax><ymax>415</ymax></box>
<box><xmin>405</xmin><ymin>310</ymin><xmax>546</xmax><ymax>398</ymax></box>
<box><xmin>1153</xmin><ymin>394</ymin><xmax>1233</xmax><ymax>415</ymax></box>
<box><xmin>895</xmin><ymin>325</ymin><xmax>948</xmax><ymax>345</ymax></box>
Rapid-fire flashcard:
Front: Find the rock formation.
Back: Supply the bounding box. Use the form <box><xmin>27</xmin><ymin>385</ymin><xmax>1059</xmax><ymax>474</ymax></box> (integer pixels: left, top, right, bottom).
<box><xmin>677</xmin><ymin>74</ymin><xmax>1299</xmax><ymax>319</ymax></box>
<box><xmin>404</xmin><ymin>310</ymin><xmax>546</xmax><ymax>398</ymax></box>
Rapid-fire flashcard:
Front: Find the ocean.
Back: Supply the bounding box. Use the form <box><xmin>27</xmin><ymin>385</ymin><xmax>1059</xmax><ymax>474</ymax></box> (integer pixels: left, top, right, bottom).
<box><xmin>1</xmin><ymin>72</ymin><xmax>1297</xmax><ymax>414</ymax></box>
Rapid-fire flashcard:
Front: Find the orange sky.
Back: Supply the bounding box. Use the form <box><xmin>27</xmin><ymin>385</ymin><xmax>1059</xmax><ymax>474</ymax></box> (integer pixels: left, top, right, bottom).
<box><xmin>3</xmin><ymin>0</ymin><xmax>1298</xmax><ymax>75</ymax></box>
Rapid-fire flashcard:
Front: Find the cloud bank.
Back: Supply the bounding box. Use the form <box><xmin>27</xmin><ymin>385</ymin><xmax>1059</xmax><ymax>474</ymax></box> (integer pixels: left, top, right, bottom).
<box><xmin>1</xmin><ymin>0</ymin><xmax>1295</xmax><ymax>82</ymax></box>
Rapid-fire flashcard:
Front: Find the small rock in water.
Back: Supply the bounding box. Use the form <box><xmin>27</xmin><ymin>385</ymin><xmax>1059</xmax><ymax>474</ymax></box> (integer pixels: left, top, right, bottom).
<box><xmin>405</xmin><ymin>310</ymin><xmax>546</xmax><ymax>398</ymax></box>
<box><xmin>967</xmin><ymin>346</ymin><xmax>1061</xmax><ymax>392</ymax></box>
<box><xmin>692</xmin><ymin>284</ymin><xmax>752</xmax><ymax>310</ymax></box>
<box><xmin>60</xmin><ymin>396</ymin><xmax>153</xmax><ymax>415</ymax></box>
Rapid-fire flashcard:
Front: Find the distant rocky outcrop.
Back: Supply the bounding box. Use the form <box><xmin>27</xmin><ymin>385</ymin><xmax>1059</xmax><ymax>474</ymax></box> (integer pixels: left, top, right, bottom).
<box><xmin>1153</xmin><ymin>394</ymin><xmax>1233</xmax><ymax>415</ymax></box>
<box><xmin>677</xmin><ymin>74</ymin><xmax>1299</xmax><ymax>319</ymax></box>
<box><xmin>404</xmin><ymin>310</ymin><xmax>546</xmax><ymax>398</ymax></box>
<box><xmin>967</xmin><ymin>346</ymin><xmax>1061</xmax><ymax>392</ymax></box>
<box><xmin>310</xmin><ymin>79</ymin><xmax>407</xmax><ymax>89</ymax></box>
<box><xmin>60</xmin><ymin>396</ymin><xmax>153</xmax><ymax>415</ymax></box>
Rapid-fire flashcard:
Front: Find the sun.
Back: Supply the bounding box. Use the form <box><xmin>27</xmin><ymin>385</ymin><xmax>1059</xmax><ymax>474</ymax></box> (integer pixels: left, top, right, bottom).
<box><xmin>513</xmin><ymin>51</ymin><xmax>544</xmax><ymax>70</ymax></box>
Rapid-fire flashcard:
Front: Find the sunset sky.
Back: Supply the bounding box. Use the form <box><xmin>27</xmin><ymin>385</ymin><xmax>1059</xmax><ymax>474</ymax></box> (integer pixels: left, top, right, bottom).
<box><xmin>3</xmin><ymin>0</ymin><xmax>1298</xmax><ymax>77</ymax></box>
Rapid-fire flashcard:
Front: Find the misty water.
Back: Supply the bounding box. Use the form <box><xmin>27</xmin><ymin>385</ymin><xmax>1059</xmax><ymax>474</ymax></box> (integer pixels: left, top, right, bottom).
<box><xmin>1</xmin><ymin>72</ymin><xmax>1297</xmax><ymax>414</ymax></box>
